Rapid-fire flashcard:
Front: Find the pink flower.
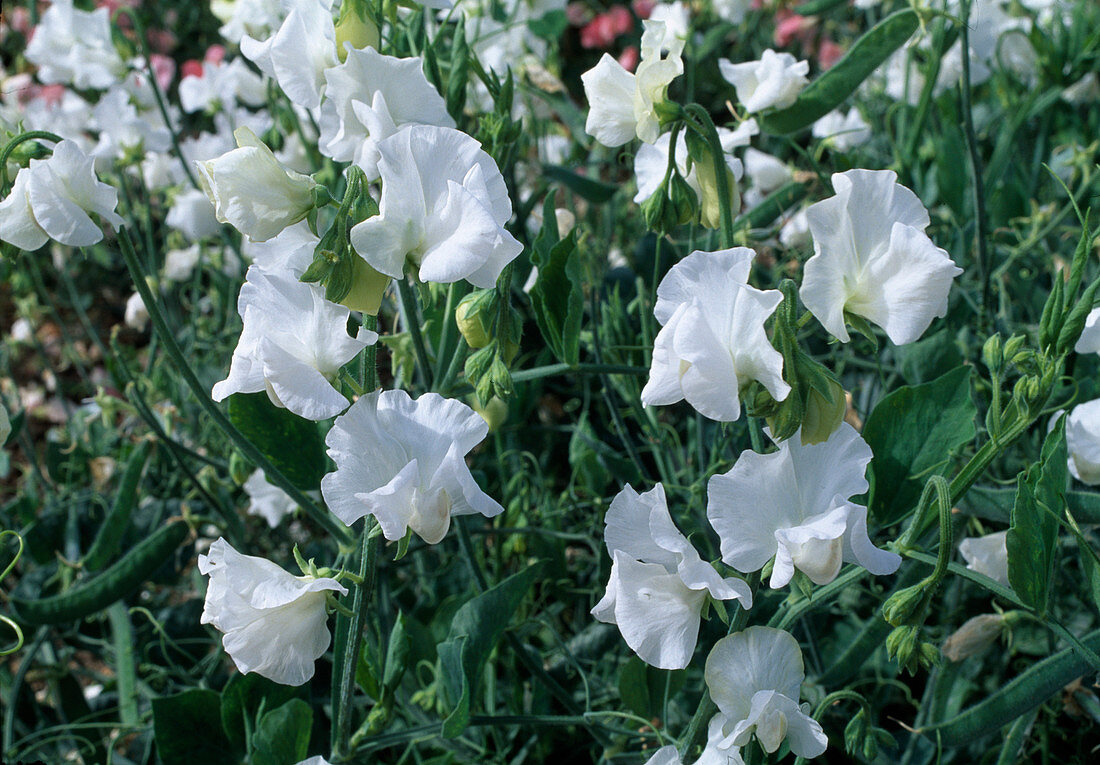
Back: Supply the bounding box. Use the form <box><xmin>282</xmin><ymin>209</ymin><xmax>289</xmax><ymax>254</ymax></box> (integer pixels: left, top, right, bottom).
<box><xmin>817</xmin><ymin>39</ymin><xmax>843</xmax><ymax>70</ymax></box>
<box><xmin>581</xmin><ymin>7</ymin><xmax>633</xmax><ymax>49</ymax></box>
<box><xmin>774</xmin><ymin>9</ymin><xmax>814</xmax><ymax>48</ymax></box>
<box><xmin>146</xmin><ymin>27</ymin><xmax>177</xmax><ymax>54</ymax></box>
<box><xmin>567</xmin><ymin>2</ymin><xmax>592</xmax><ymax>26</ymax></box>
<box><xmin>149</xmin><ymin>54</ymin><xmax>176</xmax><ymax>91</ymax></box>
<box><xmin>618</xmin><ymin>45</ymin><xmax>640</xmax><ymax>72</ymax></box>
<box><xmin>205</xmin><ymin>44</ymin><xmax>227</xmax><ymax>64</ymax></box>
<box><xmin>181</xmin><ymin>59</ymin><xmax>204</xmax><ymax>80</ymax></box>
<box><xmin>632</xmin><ymin>0</ymin><xmax>656</xmax><ymax>18</ymax></box>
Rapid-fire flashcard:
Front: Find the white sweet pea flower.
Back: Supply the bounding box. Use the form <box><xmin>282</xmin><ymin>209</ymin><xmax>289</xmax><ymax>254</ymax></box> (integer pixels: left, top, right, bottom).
<box><xmin>582</xmin><ymin>20</ymin><xmax>684</xmax><ymax>147</ymax></box>
<box><xmin>811</xmin><ymin>108</ymin><xmax>871</xmax><ymax>152</ymax></box>
<box><xmin>24</xmin><ymin>0</ymin><xmax>125</xmax><ymax>90</ymax></box>
<box><xmin>124</xmin><ymin>292</ymin><xmax>149</xmax><ymax>331</ymax></box>
<box><xmin>705</xmin><ymin>627</ymin><xmax>827</xmax><ymax>759</ymax></box>
<box><xmin>243</xmin><ymin>469</ymin><xmax>298</xmax><ymax>527</ymax></box>
<box><xmin>1074</xmin><ymin>307</ymin><xmax>1100</xmax><ymax>354</ymax></box>
<box><xmin>211</xmin><ymin>267</ymin><xmax>375</xmax><ymax>421</ymax></box>
<box><xmin>719</xmin><ymin>50</ymin><xmax>809</xmax><ymax>113</ymax></box>
<box><xmin>321</xmin><ymin>390</ymin><xmax>504</xmax><ymax>542</ymax></box>
<box><xmin>90</xmin><ymin>86</ymin><xmax>172</xmax><ymax>168</ymax></box>
<box><xmin>707</xmin><ymin>423</ymin><xmax>901</xmax><ymax>588</ymax></box>
<box><xmin>641</xmin><ymin>247</ymin><xmax>790</xmax><ymax>422</ymax></box>
<box><xmin>199</xmin><ymin>538</ymin><xmax>347</xmax><ymax>687</ymax></box>
<box><xmin>318</xmin><ymin>47</ymin><xmax>456</xmax><ymax>179</ymax></box>
<box><xmin>243</xmin><ymin>220</ymin><xmax>320</xmax><ymax>277</ymax></box>
<box><xmin>1066</xmin><ymin>399</ymin><xmax>1100</xmax><ymax>485</ymax></box>
<box><xmin>213</xmin><ymin>0</ymin><xmax>284</xmax><ymax>44</ymax></box>
<box><xmin>166</xmin><ymin>188</ymin><xmax>222</xmax><ymax>242</ymax></box>
<box><xmin>592</xmin><ymin>484</ymin><xmax>753</xmax><ymax>670</ymax></box>
<box><xmin>179</xmin><ymin>58</ymin><xmax>267</xmax><ymax>114</ymax></box>
<box><xmin>196</xmin><ymin>127</ymin><xmax>318</xmax><ymax>243</ymax></box>
<box><xmin>800</xmin><ymin>169</ymin><xmax>963</xmax><ymax>345</ymax></box>
<box><xmin>649</xmin><ymin>2</ymin><xmax>691</xmax><ymax>42</ymax></box>
<box><xmin>0</xmin><ymin>140</ymin><xmax>123</xmax><ymax>250</ymax></box>
<box><xmin>295</xmin><ymin>758</ymin><xmax>334</xmax><ymax>765</ymax></box>
<box><xmin>348</xmin><ymin>125</ymin><xmax>522</xmax><ymax>288</ymax></box>
<box><xmin>241</xmin><ymin>0</ymin><xmax>338</xmax><ymax>109</ymax></box>
<box><xmin>958</xmin><ymin>530</ymin><xmax>1010</xmax><ymax>588</ymax></box>
<box><xmin>643</xmin><ymin>746</ymin><xmax>684</xmax><ymax>765</ymax></box>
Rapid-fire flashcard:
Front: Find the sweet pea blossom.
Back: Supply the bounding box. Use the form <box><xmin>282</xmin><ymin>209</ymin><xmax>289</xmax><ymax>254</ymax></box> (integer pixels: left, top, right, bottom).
<box><xmin>0</xmin><ymin>140</ymin><xmax>123</xmax><ymax>250</ymax></box>
<box><xmin>24</xmin><ymin>0</ymin><xmax>125</xmax><ymax>90</ymax></box>
<box><xmin>196</xmin><ymin>127</ymin><xmax>318</xmax><ymax>243</ymax></box>
<box><xmin>707</xmin><ymin>423</ymin><xmax>901</xmax><ymax>588</ymax></box>
<box><xmin>811</xmin><ymin>108</ymin><xmax>871</xmax><ymax>152</ymax></box>
<box><xmin>199</xmin><ymin>538</ymin><xmax>347</xmax><ymax>686</ymax></box>
<box><xmin>1066</xmin><ymin>399</ymin><xmax>1100</xmax><ymax>485</ymax></box>
<box><xmin>800</xmin><ymin>169</ymin><xmax>963</xmax><ymax>345</ymax></box>
<box><xmin>705</xmin><ymin>627</ymin><xmax>828</xmax><ymax>758</ymax></box>
<box><xmin>582</xmin><ymin>20</ymin><xmax>684</xmax><ymax>146</ymax></box>
<box><xmin>719</xmin><ymin>49</ymin><xmax>809</xmax><ymax>113</ymax></box>
<box><xmin>958</xmin><ymin>530</ymin><xmax>1010</xmax><ymax>588</ymax></box>
<box><xmin>592</xmin><ymin>484</ymin><xmax>752</xmax><ymax>670</ymax></box>
<box><xmin>348</xmin><ymin>125</ymin><xmax>522</xmax><ymax>288</ymax></box>
<box><xmin>321</xmin><ymin>390</ymin><xmax>504</xmax><ymax>543</ymax></box>
<box><xmin>633</xmin><ymin>132</ymin><xmax>743</xmax><ymax>229</ymax></box>
<box><xmin>641</xmin><ymin>247</ymin><xmax>789</xmax><ymax>422</ymax></box>
<box><xmin>319</xmin><ymin>47</ymin><xmax>456</xmax><ymax>179</ymax></box>
<box><xmin>243</xmin><ymin>469</ymin><xmax>298</xmax><ymax>527</ymax></box>
<box><xmin>241</xmin><ymin>0</ymin><xmax>338</xmax><ymax>109</ymax></box>
<box><xmin>211</xmin><ymin>267</ymin><xmax>375</xmax><ymax>421</ymax></box>
<box><xmin>178</xmin><ymin>58</ymin><xmax>267</xmax><ymax>114</ymax></box>
<box><xmin>1073</xmin><ymin>307</ymin><xmax>1100</xmax><ymax>354</ymax></box>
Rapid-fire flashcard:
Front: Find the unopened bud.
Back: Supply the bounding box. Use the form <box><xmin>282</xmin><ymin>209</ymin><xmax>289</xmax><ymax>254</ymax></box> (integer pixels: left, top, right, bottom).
<box><xmin>456</xmin><ymin>290</ymin><xmax>495</xmax><ymax>349</ymax></box>
<box><xmin>1003</xmin><ymin>334</ymin><xmax>1027</xmax><ymax>364</ymax></box>
<box><xmin>335</xmin><ymin>0</ymin><xmax>380</xmax><ymax>58</ymax></box>
<box><xmin>982</xmin><ymin>333</ymin><xmax>1003</xmax><ymax>373</ymax></box>
<box><xmin>694</xmin><ymin>149</ymin><xmax>740</xmax><ymax>231</ymax></box>
<box><xmin>801</xmin><ymin>379</ymin><xmax>846</xmax><ymax>445</ymax></box>
<box><xmin>942</xmin><ymin>613</ymin><xmax>1006</xmax><ymax>662</ymax></box>
<box><xmin>340</xmin><ymin>256</ymin><xmax>390</xmax><ymax>315</ymax></box>
<box><xmin>882</xmin><ymin>582</ymin><xmax>927</xmax><ymax>627</ymax></box>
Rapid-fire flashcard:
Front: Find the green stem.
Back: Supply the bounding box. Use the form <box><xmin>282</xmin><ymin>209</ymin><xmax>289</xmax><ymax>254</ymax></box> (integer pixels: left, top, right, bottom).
<box><xmin>107</xmin><ymin>602</ymin><xmax>138</xmax><ymax>727</ymax></box>
<box><xmin>0</xmin><ymin>131</ymin><xmax>63</xmax><ymax>189</ymax></box>
<box><xmin>396</xmin><ymin>277</ymin><xmax>432</xmax><ymax>387</ymax></box>
<box><xmin>433</xmin><ymin>283</ymin><xmax>461</xmax><ymax>388</ymax></box>
<box><xmin>957</xmin><ymin>0</ymin><xmax>992</xmax><ymax>326</ymax></box>
<box><xmin>117</xmin><ymin>228</ymin><xmax>352</xmax><ymax>545</ymax></box>
<box><xmin>331</xmin><ymin>519</ymin><xmax>381</xmax><ymax>762</ymax></box>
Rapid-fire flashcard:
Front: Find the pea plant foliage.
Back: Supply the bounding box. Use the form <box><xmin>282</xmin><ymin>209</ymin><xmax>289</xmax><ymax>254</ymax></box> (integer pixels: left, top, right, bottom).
<box><xmin>2</xmin><ymin>0</ymin><xmax>1100</xmax><ymax>763</ymax></box>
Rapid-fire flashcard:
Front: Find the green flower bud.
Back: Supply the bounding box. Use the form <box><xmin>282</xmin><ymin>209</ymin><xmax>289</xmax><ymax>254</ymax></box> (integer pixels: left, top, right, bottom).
<box><xmin>844</xmin><ymin>710</ymin><xmax>871</xmax><ymax>760</ymax></box>
<box><xmin>469</xmin><ymin>394</ymin><xmax>508</xmax><ymax>432</ymax></box>
<box><xmin>340</xmin><ymin>255</ymin><xmax>390</xmax><ymax>315</ymax></box>
<box><xmin>800</xmin><ymin>378</ymin><xmax>846</xmax><ymax>445</ymax></box>
<box><xmin>1002</xmin><ymin>334</ymin><xmax>1028</xmax><ymax>365</ymax></box>
<box><xmin>981</xmin><ymin>333</ymin><xmax>1003</xmax><ymax>373</ymax></box>
<box><xmin>456</xmin><ymin>290</ymin><xmax>495</xmax><ymax>349</ymax></box>
<box><xmin>882</xmin><ymin>582</ymin><xmax>927</xmax><ymax>627</ymax></box>
<box><xmin>335</xmin><ymin>0</ymin><xmax>380</xmax><ymax>59</ymax></box>
<box><xmin>694</xmin><ymin>148</ymin><xmax>740</xmax><ymax>231</ymax></box>
<box><xmin>941</xmin><ymin>613</ymin><xmax>1006</xmax><ymax>662</ymax></box>
<box><xmin>228</xmin><ymin>451</ymin><xmax>252</xmax><ymax>486</ymax></box>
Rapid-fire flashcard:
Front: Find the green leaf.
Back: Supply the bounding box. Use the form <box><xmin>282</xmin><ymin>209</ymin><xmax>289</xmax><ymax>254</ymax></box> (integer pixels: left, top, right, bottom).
<box><xmin>220</xmin><ymin>672</ymin><xmax>304</xmax><ymax>751</ymax></box>
<box><xmin>438</xmin><ymin>563</ymin><xmax>544</xmax><ymax>737</ymax></box>
<box><xmin>543</xmin><ymin>163</ymin><xmax>618</xmax><ymax>203</ymax></box>
<box><xmin>863</xmin><ymin>366</ymin><xmax>976</xmax><ymax>524</ymax></box>
<box><xmin>251</xmin><ymin>699</ymin><xmax>313</xmax><ymax>765</ymax></box>
<box><xmin>528</xmin><ymin>9</ymin><xmax>567</xmax><ymax>41</ymax></box>
<box><xmin>227</xmin><ymin>392</ymin><xmax>327</xmax><ymax>491</ymax></box>
<box><xmin>153</xmin><ymin>689</ymin><xmax>239</xmax><ymax>765</ymax></box>
<box><xmin>529</xmin><ymin>198</ymin><xmax>584</xmax><ymax>366</ymax></box>
<box><xmin>1007</xmin><ymin>416</ymin><xmax>1067</xmax><ymax>615</ymax></box>
<box><xmin>617</xmin><ymin>656</ymin><xmax>685</xmax><ymax>720</ymax></box>
<box><xmin>958</xmin><ymin>486</ymin><xmax>1100</xmax><ymax>524</ymax></box>
<box><xmin>730</xmin><ymin>181</ymin><xmax>809</xmax><ymax>234</ymax></box>
<box><xmin>759</xmin><ymin>10</ymin><xmax>919</xmax><ymax>135</ymax></box>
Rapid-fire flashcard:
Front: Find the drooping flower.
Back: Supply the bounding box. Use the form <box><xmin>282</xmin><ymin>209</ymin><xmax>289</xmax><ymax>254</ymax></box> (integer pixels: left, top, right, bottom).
<box><xmin>1065</xmin><ymin>399</ymin><xmax>1100</xmax><ymax>485</ymax></box>
<box><xmin>199</xmin><ymin>538</ymin><xmax>347</xmax><ymax>686</ymax></box>
<box><xmin>321</xmin><ymin>390</ymin><xmax>504</xmax><ymax>543</ymax></box>
<box><xmin>195</xmin><ymin>127</ymin><xmax>318</xmax><ymax>243</ymax></box>
<box><xmin>704</xmin><ymin>627</ymin><xmax>828</xmax><ymax>758</ymax></box>
<box><xmin>581</xmin><ymin>19</ymin><xmax>684</xmax><ymax>147</ymax></box>
<box><xmin>243</xmin><ymin>469</ymin><xmax>298</xmax><ymax>528</ymax></box>
<box><xmin>641</xmin><ymin>247</ymin><xmax>789</xmax><ymax>422</ymax></box>
<box><xmin>348</xmin><ymin>125</ymin><xmax>522</xmax><ymax>288</ymax></box>
<box><xmin>211</xmin><ymin>267</ymin><xmax>375</xmax><ymax>421</ymax></box>
<box><xmin>240</xmin><ymin>0</ymin><xmax>338</xmax><ymax>109</ymax></box>
<box><xmin>318</xmin><ymin>47</ymin><xmax>455</xmax><ymax>179</ymax></box>
<box><xmin>591</xmin><ymin>484</ymin><xmax>752</xmax><ymax>670</ymax></box>
<box><xmin>958</xmin><ymin>531</ymin><xmax>1010</xmax><ymax>588</ymax></box>
<box><xmin>24</xmin><ymin>0</ymin><xmax>125</xmax><ymax>90</ymax></box>
<box><xmin>800</xmin><ymin>169</ymin><xmax>962</xmax><ymax>345</ymax></box>
<box><xmin>0</xmin><ymin>140</ymin><xmax>123</xmax><ymax>250</ymax></box>
<box><xmin>811</xmin><ymin>108</ymin><xmax>871</xmax><ymax>152</ymax></box>
<box><xmin>719</xmin><ymin>49</ymin><xmax>809</xmax><ymax>113</ymax></box>
<box><xmin>707</xmin><ymin>423</ymin><xmax>901</xmax><ymax>588</ymax></box>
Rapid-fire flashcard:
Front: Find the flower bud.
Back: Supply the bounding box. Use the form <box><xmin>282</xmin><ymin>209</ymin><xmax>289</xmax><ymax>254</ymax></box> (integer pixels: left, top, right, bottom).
<box><xmin>982</xmin><ymin>333</ymin><xmax>1003</xmax><ymax>373</ymax></box>
<box><xmin>694</xmin><ymin>147</ymin><xmax>740</xmax><ymax>231</ymax></box>
<box><xmin>941</xmin><ymin>613</ymin><xmax>1006</xmax><ymax>662</ymax></box>
<box><xmin>800</xmin><ymin>378</ymin><xmax>846</xmax><ymax>445</ymax></box>
<box><xmin>456</xmin><ymin>290</ymin><xmax>495</xmax><ymax>349</ymax></box>
<box><xmin>882</xmin><ymin>582</ymin><xmax>927</xmax><ymax>627</ymax></box>
<box><xmin>228</xmin><ymin>450</ymin><xmax>252</xmax><ymax>486</ymax></box>
<box><xmin>1003</xmin><ymin>334</ymin><xmax>1028</xmax><ymax>365</ymax></box>
<box><xmin>886</xmin><ymin>625</ymin><xmax>939</xmax><ymax>675</ymax></box>
<box><xmin>334</xmin><ymin>0</ymin><xmax>380</xmax><ymax>59</ymax></box>
<box><xmin>470</xmin><ymin>394</ymin><xmax>508</xmax><ymax>432</ymax></box>
<box><xmin>340</xmin><ymin>255</ymin><xmax>390</xmax><ymax>315</ymax></box>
